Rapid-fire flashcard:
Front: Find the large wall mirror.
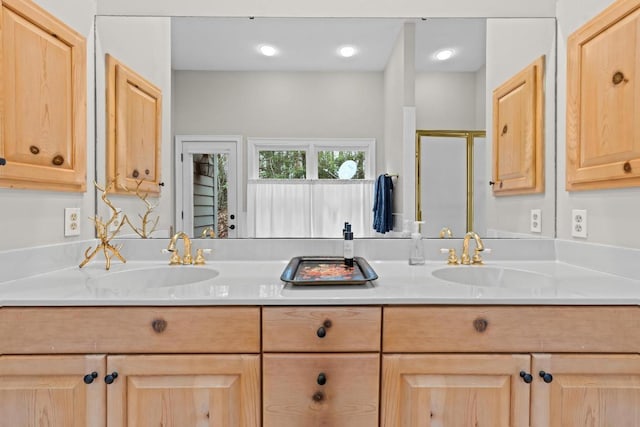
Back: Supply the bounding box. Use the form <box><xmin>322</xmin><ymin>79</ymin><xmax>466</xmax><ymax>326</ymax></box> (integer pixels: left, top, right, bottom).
<box><xmin>94</xmin><ymin>16</ymin><xmax>556</xmax><ymax>239</ymax></box>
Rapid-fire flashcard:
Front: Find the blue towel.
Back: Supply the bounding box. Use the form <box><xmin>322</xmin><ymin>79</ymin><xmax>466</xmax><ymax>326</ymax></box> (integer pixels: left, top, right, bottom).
<box><xmin>373</xmin><ymin>174</ymin><xmax>393</xmax><ymax>233</ymax></box>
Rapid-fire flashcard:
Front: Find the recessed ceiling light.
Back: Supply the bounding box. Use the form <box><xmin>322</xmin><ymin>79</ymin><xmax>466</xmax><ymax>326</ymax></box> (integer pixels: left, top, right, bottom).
<box><xmin>434</xmin><ymin>48</ymin><xmax>455</xmax><ymax>61</ymax></box>
<box><xmin>338</xmin><ymin>46</ymin><xmax>357</xmax><ymax>58</ymax></box>
<box><xmin>259</xmin><ymin>45</ymin><xmax>278</xmax><ymax>57</ymax></box>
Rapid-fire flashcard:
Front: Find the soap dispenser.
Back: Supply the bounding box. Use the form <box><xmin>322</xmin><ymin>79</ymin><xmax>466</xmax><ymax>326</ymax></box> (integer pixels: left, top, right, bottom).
<box><xmin>409</xmin><ymin>221</ymin><xmax>425</xmax><ymax>265</ymax></box>
<box><xmin>344</xmin><ymin>223</ymin><xmax>354</xmax><ymax>267</ymax></box>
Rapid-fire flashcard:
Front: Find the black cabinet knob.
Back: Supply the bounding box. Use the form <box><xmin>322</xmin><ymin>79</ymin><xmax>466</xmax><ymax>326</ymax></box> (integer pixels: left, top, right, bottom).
<box><xmin>317</xmin><ymin>326</ymin><xmax>326</xmax><ymax>338</ymax></box>
<box><xmin>104</xmin><ymin>372</ymin><xmax>119</xmax><ymax>384</ymax></box>
<box><xmin>519</xmin><ymin>371</ymin><xmax>533</xmax><ymax>383</ymax></box>
<box><xmin>229</xmin><ymin>224</ymin><xmax>236</xmax><ymax>230</ymax></box>
<box><xmin>83</xmin><ymin>371</ymin><xmax>98</xmax><ymax>384</ymax></box>
<box><xmin>230</xmin><ymin>214</ymin><xmax>235</xmax><ymax>220</ymax></box>
<box><xmin>317</xmin><ymin>373</ymin><xmax>327</xmax><ymax>385</ymax></box>
<box><xmin>312</xmin><ymin>391</ymin><xmax>325</xmax><ymax>402</ymax></box>
<box><xmin>539</xmin><ymin>371</ymin><xmax>553</xmax><ymax>383</ymax></box>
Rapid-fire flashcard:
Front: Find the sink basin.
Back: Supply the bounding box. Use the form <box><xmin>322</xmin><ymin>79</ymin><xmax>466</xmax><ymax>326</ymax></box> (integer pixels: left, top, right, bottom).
<box><xmin>432</xmin><ymin>266</ymin><xmax>553</xmax><ymax>288</ymax></box>
<box><xmin>88</xmin><ymin>266</ymin><xmax>219</xmax><ymax>291</ymax></box>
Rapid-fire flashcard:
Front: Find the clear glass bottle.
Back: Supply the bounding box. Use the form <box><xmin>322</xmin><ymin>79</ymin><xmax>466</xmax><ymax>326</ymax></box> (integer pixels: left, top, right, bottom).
<box><xmin>409</xmin><ymin>221</ymin><xmax>425</xmax><ymax>265</ymax></box>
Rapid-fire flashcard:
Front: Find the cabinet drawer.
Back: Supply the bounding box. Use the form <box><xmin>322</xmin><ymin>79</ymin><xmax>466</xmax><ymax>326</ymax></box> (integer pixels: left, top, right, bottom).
<box><xmin>262</xmin><ymin>306</ymin><xmax>381</xmax><ymax>352</ymax></box>
<box><xmin>263</xmin><ymin>353</ymin><xmax>379</xmax><ymax>427</ymax></box>
<box><xmin>0</xmin><ymin>307</ymin><xmax>260</xmax><ymax>354</ymax></box>
<box><xmin>383</xmin><ymin>306</ymin><xmax>639</xmax><ymax>353</ymax></box>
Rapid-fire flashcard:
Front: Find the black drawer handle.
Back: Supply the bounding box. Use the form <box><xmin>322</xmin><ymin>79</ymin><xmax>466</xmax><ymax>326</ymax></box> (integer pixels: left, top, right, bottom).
<box><xmin>152</xmin><ymin>318</ymin><xmax>167</xmax><ymax>333</ymax></box>
<box><xmin>312</xmin><ymin>391</ymin><xmax>325</xmax><ymax>402</ymax></box>
<box><xmin>473</xmin><ymin>317</ymin><xmax>488</xmax><ymax>332</ymax></box>
<box><xmin>83</xmin><ymin>371</ymin><xmax>98</xmax><ymax>384</ymax></box>
<box><xmin>317</xmin><ymin>372</ymin><xmax>327</xmax><ymax>386</ymax></box>
<box><xmin>316</xmin><ymin>319</ymin><xmax>332</xmax><ymax>338</ymax></box>
<box><xmin>519</xmin><ymin>371</ymin><xmax>533</xmax><ymax>384</ymax></box>
<box><xmin>539</xmin><ymin>371</ymin><xmax>553</xmax><ymax>383</ymax></box>
<box><xmin>104</xmin><ymin>372</ymin><xmax>119</xmax><ymax>384</ymax></box>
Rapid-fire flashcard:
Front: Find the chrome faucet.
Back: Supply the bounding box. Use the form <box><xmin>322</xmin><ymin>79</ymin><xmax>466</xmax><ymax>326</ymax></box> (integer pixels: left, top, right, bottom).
<box><xmin>461</xmin><ymin>231</ymin><xmax>485</xmax><ymax>265</ymax></box>
<box><xmin>167</xmin><ymin>232</ymin><xmax>194</xmax><ymax>265</ymax></box>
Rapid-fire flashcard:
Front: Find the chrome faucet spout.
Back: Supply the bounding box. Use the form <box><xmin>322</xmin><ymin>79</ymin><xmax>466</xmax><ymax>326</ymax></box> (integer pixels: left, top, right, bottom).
<box><xmin>167</xmin><ymin>232</ymin><xmax>193</xmax><ymax>265</ymax></box>
<box><xmin>461</xmin><ymin>231</ymin><xmax>484</xmax><ymax>265</ymax></box>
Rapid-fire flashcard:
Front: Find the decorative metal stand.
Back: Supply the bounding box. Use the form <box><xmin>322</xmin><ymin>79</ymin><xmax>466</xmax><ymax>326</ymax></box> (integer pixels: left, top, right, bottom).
<box><xmin>122</xmin><ymin>179</ymin><xmax>159</xmax><ymax>238</ymax></box>
<box><xmin>79</xmin><ymin>179</ymin><xmax>127</xmax><ymax>270</ymax></box>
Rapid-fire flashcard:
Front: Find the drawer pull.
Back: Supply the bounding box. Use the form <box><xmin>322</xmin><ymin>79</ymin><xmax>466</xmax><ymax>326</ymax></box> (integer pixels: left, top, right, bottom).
<box><xmin>519</xmin><ymin>371</ymin><xmax>533</xmax><ymax>384</ymax></box>
<box><xmin>473</xmin><ymin>317</ymin><xmax>488</xmax><ymax>332</ymax></box>
<box><xmin>83</xmin><ymin>371</ymin><xmax>98</xmax><ymax>384</ymax></box>
<box><xmin>317</xmin><ymin>372</ymin><xmax>327</xmax><ymax>386</ymax></box>
<box><xmin>623</xmin><ymin>162</ymin><xmax>632</xmax><ymax>173</ymax></box>
<box><xmin>151</xmin><ymin>318</ymin><xmax>167</xmax><ymax>333</ymax></box>
<box><xmin>612</xmin><ymin>71</ymin><xmax>626</xmax><ymax>85</ymax></box>
<box><xmin>539</xmin><ymin>371</ymin><xmax>553</xmax><ymax>383</ymax></box>
<box><xmin>104</xmin><ymin>372</ymin><xmax>119</xmax><ymax>384</ymax></box>
<box><xmin>52</xmin><ymin>155</ymin><xmax>64</xmax><ymax>166</ymax></box>
<box><xmin>316</xmin><ymin>319</ymin><xmax>332</xmax><ymax>338</ymax></box>
<box><xmin>132</xmin><ymin>169</ymin><xmax>140</xmax><ymax>178</ymax></box>
<box><xmin>312</xmin><ymin>391</ymin><xmax>325</xmax><ymax>402</ymax></box>
<box><xmin>30</xmin><ymin>145</ymin><xmax>40</xmax><ymax>155</ymax></box>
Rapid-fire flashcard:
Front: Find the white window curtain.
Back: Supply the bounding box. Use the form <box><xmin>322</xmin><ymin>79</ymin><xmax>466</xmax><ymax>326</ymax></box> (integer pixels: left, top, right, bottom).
<box><xmin>247</xmin><ymin>179</ymin><xmax>374</xmax><ymax>238</ymax></box>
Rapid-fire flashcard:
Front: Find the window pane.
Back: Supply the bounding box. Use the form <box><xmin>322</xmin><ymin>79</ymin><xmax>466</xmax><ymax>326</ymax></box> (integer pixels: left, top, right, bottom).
<box><xmin>259</xmin><ymin>150</ymin><xmax>306</xmax><ymax>179</ymax></box>
<box><xmin>318</xmin><ymin>150</ymin><xmax>365</xmax><ymax>179</ymax></box>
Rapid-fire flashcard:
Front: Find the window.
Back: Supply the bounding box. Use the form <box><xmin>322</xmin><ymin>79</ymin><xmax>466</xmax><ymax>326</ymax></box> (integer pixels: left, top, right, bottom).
<box><xmin>248</xmin><ymin>138</ymin><xmax>375</xmax><ymax>180</ymax></box>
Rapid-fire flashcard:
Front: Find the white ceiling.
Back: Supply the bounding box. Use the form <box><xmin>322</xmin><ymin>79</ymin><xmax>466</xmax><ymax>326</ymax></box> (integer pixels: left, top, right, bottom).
<box><xmin>171</xmin><ymin>17</ymin><xmax>486</xmax><ymax>73</ymax></box>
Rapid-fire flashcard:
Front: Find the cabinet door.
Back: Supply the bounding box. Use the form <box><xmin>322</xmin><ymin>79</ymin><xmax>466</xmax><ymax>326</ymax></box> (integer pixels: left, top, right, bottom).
<box><xmin>106</xmin><ymin>354</ymin><xmax>260</xmax><ymax>427</ymax></box>
<box><xmin>382</xmin><ymin>354</ymin><xmax>530</xmax><ymax>427</ymax></box>
<box><xmin>263</xmin><ymin>353</ymin><xmax>379</xmax><ymax>427</ymax></box>
<box><xmin>566</xmin><ymin>1</ymin><xmax>640</xmax><ymax>190</ymax></box>
<box><xmin>0</xmin><ymin>0</ymin><xmax>86</xmax><ymax>192</ymax></box>
<box><xmin>532</xmin><ymin>354</ymin><xmax>640</xmax><ymax>427</ymax></box>
<box><xmin>0</xmin><ymin>355</ymin><xmax>105</xmax><ymax>427</ymax></box>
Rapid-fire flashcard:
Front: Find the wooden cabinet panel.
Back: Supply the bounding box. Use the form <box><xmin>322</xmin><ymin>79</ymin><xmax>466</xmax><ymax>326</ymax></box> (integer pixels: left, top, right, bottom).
<box><xmin>383</xmin><ymin>306</ymin><xmax>639</xmax><ymax>353</ymax></box>
<box><xmin>492</xmin><ymin>56</ymin><xmax>544</xmax><ymax>195</ymax></box>
<box><xmin>262</xmin><ymin>306</ymin><xmax>381</xmax><ymax>352</ymax></box>
<box><xmin>106</xmin><ymin>54</ymin><xmax>162</xmax><ymax>194</ymax></box>
<box><xmin>566</xmin><ymin>0</ymin><xmax>640</xmax><ymax>190</ymax></box>
<box><xmin>0</xmin><ymin>307</ymin><xmax>261</xmax><ymax>354</ymax></box>
<box><xmin>381</xmin><ymin>354</ymin><xmax>530</xmax><ymax>427</ymax></box>
<box><xmin>531</xmin><ymin>354</ymin><xmax>640</xmax><ymax>427</ymax></box>
<box><xmin>0</xmin><ymin>0</ymin><xmax>86</xmax><ymax>191</ymax></box>
<box><xmin>0</xmin><ymin>355</ymin><xmax>105</xmax><ymax>427</ymax></box>
<box><xmin>263</xmin><ymin>353</ymin><xmax>379</xmax><ymax>427</ymax></box>
<box><xmin>107</xmin><ymin>354</ymin><xmax>260</xmax><ymax>427</ymax></box>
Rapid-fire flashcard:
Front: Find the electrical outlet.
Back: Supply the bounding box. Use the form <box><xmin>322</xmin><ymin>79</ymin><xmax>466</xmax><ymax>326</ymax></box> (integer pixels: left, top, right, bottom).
<box><xmin>64</xmin><ymin>207</ymin><xmax>81</xmax><ymax>236</ymax></box>
<box><xmin>530</xmin><ymin>209</ymin><xmax>542</xmax><ymax>233</ymax></box>
<box><xmin>571</xmin><ymin>209</ymin><xmax>588</xmax><ymax>238</ymax></box>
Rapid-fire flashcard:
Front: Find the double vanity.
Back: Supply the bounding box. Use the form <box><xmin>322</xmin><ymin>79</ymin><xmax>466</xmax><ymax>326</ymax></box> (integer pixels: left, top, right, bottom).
<box><xmin>0</xmin><ymin>238</ymin><xmax>638</xmax><ymax>426</ymax></box>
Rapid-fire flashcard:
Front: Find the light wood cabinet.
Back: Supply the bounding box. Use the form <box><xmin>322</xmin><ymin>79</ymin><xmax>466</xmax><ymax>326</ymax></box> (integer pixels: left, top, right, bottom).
<box><xmin>0</xmin><ymin>0</ymin><xmax>86</xmax><ymax>192</ymax></box>
<box><xmin>566</xmin><ymin>0</ymin><xmax>640</xmax><ymax>191</ymax></box>
<box><xmin>106</xmin><ymin>54</ymin><xmax>162</xmax><ymax>194</ymax></box>
<box><xmin>0</xmin><ymin>307</ymin><xmax>261</xmax><ymax>427</ymax></box>
<box><xmin>382</xmin><ymin>354</ymin><xmax>530</xmax><ymax>426</ymax></box>
<box><xmin>492</xmin><ymin>56</ymin><xmax>545</xmax><ymax>195</ymax></box>
<box><xmin>382</xmin><ymin>306</ymin><xmax>640</xmax><ymax>427</ymax></box>
<box><xmin>0</xmin><ymin>355</ymin><xmax>105</xmax><ymax>427</ymax></box>
<box><xmin>262</xmin><ymin>306</ymin><xmax>381</xmax><ymax>426</ymax></box>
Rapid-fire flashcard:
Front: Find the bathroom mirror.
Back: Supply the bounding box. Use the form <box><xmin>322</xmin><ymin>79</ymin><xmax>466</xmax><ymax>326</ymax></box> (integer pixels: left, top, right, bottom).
<box><xmin>94</xmin><ymin>16</ymin><xmax>556</xmax><ymax>239</ymax></box>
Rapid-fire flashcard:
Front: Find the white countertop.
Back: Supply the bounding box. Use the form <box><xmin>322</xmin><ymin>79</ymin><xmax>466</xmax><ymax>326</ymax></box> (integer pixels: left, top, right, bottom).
<box><xmin>1</xmin><ymin>259</ymin><xmax>638</xmax><ymax>306</ymax></box>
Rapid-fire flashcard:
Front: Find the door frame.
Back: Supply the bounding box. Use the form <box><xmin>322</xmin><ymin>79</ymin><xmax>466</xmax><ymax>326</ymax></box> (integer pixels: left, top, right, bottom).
<box><xmin>175</xmin><ymin>135</ymin><xmax>243</xmax><ymax>238</ymax></box>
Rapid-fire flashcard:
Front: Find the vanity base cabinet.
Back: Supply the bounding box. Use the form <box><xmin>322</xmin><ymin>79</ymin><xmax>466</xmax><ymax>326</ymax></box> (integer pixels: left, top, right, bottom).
<box><xmin>531</xmin><ymin>354</ymin><xmax>640</xmax><ymax>427</ymax></box>
<box><xmin>0</xmin><ymin>355</ymin><xmax>106</xmax><ymax>427</ymax></box>
<box><xmin>107</xmin><ymin>354</ymin><xmax>261</xmax><ymax>427</ymax></box>
<box><xmin>263</xmin><ymin>353</ymin><xmax>379</xmax><ymax>427</ymax></box>
<box><xmin>381</xmin><ymin>354</ymin><xmax>530</xmax><ymax>427</ymax></box>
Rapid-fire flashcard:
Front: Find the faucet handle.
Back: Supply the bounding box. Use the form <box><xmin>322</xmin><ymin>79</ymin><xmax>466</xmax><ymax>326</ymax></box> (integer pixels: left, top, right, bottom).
<box><xmin>472</xmin><ymin>248</ymin><xmax>491</xmax><ymax>264</ymax></box>
<box><xmin>194</xmin><ymin>248</ymin><xmax>212</xmax><ymax>265</ymax></box>
<box><xmin>162</xmin><ymin>248</ymin><xmax>182</xmax><ymax>265</ymax></box>
<box><xmin>440</xmin><ymin>248</ymin><xmax>459</xmax><ymax>265</ymax></box>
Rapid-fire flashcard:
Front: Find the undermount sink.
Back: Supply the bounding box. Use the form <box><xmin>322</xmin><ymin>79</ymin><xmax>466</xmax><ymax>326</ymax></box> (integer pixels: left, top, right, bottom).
<box><xmin>431</xmin><ymin>266</ymin><xmax>554</xmax><ymax>288</ymax></box>
<box><xmin>88</xmin><ymin>266</ymin><xmax>219</xmax><ymax>291</ymax></box>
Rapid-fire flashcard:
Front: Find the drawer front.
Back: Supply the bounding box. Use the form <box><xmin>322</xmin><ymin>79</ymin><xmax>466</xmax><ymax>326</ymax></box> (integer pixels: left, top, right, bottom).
<box><xmin>263</xmin><ymin>353</ymin><xmax>379</xmax><ymax>427</ymax></box>
<box><xmin>383</xmin><ymin>306</ymin><xmax>639</xmax><ymax>353</ymax></box>
<box><xmin>0</xmin><ymin>307</ymin><xmax>260</xmax><ymax>354</ymax></box>
<box><xmin>263</xmin><ymin>306</ymin><xmax>381</xmax><ymax>352</ymax></box>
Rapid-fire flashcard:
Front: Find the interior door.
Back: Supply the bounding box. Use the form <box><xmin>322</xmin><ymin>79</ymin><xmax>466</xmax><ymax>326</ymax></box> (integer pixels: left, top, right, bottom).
<box><xmin>175</xmin><ymin>135</ymin><xmax>241</xmax><ymax>238</ymax></box>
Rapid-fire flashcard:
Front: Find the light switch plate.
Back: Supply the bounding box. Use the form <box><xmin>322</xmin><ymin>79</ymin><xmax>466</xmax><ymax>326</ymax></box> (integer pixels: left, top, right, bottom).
<box><xmin>64</xmin><ymin>207</ymin><xmax>81</xmax><ymax>236</ymax></box>
<box><xmin>530</xmin><ymin>209</ymin><xmax>542</xmax><ymax>233</ymax></box>
<box><xmin>571</xmin><ymin>209</ymin><xmax>587</xmax><ymax>238</ymax></box>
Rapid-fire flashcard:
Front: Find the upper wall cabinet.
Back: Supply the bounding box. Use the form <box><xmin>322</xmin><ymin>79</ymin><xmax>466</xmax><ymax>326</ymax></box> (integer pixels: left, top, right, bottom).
<box><xmin>106</xmin><ymin>54</ymin><xmax>162</xmax><ymax>195</ymax></box>
<box><xmin>566</xmin><ymin>0</ymin><xmax>640</xmax><ymax>191</ymax></box>
<box><xmin>0</xmin><ymin>0</ymin><xmax>86</xmax><ymax>192</ymax></box>
<box><xmin>491</xmin><ymin>56</ymin><xmax>545</xmax><ymax>196</ymax></box>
